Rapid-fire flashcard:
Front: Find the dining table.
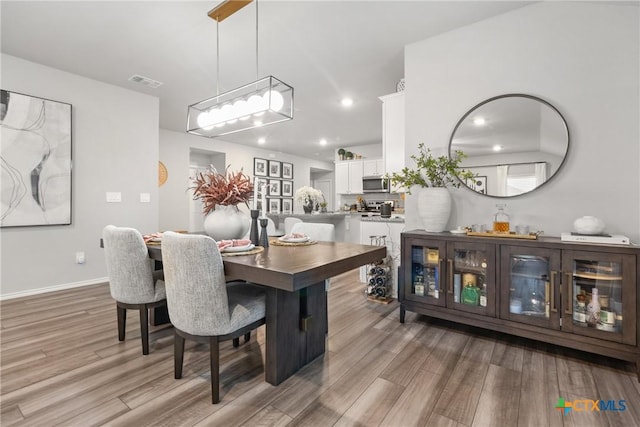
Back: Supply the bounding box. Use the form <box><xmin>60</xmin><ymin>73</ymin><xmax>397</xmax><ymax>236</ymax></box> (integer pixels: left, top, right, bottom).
<box><xmin>146</xmin><ymin>240</ymin><xmax>386</xmax><ymax>386</ymax></box>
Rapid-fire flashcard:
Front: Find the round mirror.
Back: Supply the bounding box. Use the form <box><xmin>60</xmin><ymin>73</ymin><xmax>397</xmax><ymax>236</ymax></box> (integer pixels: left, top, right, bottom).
<box><xmin>449</xmin><ymin>94</ymin><xmax>569</xmax><ymax>197</ymax></box>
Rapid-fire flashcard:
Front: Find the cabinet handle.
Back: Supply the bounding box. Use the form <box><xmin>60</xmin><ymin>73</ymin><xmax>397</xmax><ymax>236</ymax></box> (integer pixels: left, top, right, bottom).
<box><xmin>447</xmin><ymin>259</ymin><xmax>453</xmax><ymax>293</ymax></box>
<box><xmin>550</xmin><ymin>270</ymin><xmax>557</xmax><ymax>313</ymax></box>
<box><xmin>564</xmin><ymin>272</ymin><xmax>573</xmax><ymax>315</ymax></box>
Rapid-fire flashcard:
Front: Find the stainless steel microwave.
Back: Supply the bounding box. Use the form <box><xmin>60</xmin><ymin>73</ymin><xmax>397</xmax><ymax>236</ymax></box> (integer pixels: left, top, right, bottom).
<box><xmin>362</xmin><ymin>176</ymin><xmax>390</xmax><ymax>193</ymax></box>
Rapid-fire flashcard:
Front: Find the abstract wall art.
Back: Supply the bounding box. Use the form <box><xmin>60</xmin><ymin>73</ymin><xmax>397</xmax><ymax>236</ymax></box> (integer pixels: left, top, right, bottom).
<box><xmin>1</xmin><ymin>90</ymin><xmax>72</xmax><ymax>227</ymax></box>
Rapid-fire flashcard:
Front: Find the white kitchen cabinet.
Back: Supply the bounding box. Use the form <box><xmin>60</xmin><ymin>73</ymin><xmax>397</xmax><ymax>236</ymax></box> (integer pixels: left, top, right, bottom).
<box><xmin>335</xmin><ymin>160</ymin><xmax>363</xmax><ymax>194</ymax></box>
<box><xmin>380</xmin><ymin>92</ymin><xmax>405</xmax><ymax>180</ymax></box>
<box><xmin>363</xmin><ymin>159</ymin><xmax>384</xmax><ymax>177</ymax></box>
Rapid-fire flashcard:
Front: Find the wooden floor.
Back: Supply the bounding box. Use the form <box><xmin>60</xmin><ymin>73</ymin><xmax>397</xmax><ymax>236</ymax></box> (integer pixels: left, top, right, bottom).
<box><xmin>2</xmin><ymin>270</ymin><xmax>639</xmax><ymax>427</ymax></box>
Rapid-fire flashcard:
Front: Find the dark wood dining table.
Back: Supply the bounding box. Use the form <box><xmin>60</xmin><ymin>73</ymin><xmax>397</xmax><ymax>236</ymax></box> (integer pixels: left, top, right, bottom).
<box><xmin>147</xmin><ymin>240</ymin><xmax>386</xmax><ymax>385</ymax></box>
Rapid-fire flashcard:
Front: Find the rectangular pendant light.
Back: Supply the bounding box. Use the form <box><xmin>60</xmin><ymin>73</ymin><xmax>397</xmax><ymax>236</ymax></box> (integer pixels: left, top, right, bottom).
<box><xmin>187</xmin><ymin>75</ymin><xmax>294</xmax><ymax>137</ymax></box>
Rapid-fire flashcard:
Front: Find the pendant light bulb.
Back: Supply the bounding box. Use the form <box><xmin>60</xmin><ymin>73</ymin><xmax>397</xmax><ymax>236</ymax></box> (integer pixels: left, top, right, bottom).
<box><xmin>197</xmin><ymin>110</ymin><xmax>215</xmax><ymax>131</ymax></box>
<box><xmin>234</xmin><ymin>99</ymin><xmax>251</xmax><ymax>120</ymax></box>
<box><xmin>263</xmin><ymin>89</ymin><xmax>284</xmax><ymax>112</ymax></box>
<box><xmin>248</xmin><ymin>94</ymin><xmax>266</xmax><ymax>116</ymax></box>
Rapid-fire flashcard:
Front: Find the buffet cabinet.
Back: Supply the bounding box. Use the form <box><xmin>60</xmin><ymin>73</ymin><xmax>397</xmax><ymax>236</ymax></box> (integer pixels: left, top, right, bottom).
<box><xmin>400</xmin><ymin>230</ymin><xmax>640</xmax><ymax>377</ymax></box>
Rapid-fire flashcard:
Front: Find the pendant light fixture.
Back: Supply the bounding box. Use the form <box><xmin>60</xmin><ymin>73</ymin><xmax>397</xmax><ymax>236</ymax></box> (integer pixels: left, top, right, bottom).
<box><xmin>187</xmin><ymin>0</ymin><xmax>294</xmax><ymax>137</ymax></box>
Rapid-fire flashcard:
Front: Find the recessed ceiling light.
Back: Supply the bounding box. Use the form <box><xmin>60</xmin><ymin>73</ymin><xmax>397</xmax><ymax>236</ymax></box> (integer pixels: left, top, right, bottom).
<box><xmin>257</xmin><ymin>137</ymin><xmax>266</xmax><ymax>144</ymax></box>
<box><xmin>493</xmin><ymin>145</ymin><xmax>502</xmax><ymax>151</ymax></box>
<box><xmin>341</xmin><ymin>98</ymin><xmax>354</xmax><ymax>107</ymax></box>
<box><xmin>319</xmin><ymin>138</ymin><xmax>327</xmax><ymax>146</ymax></box>
<box><xmin>474</xmin><ymin>117</ymin><xmax>486</xmax><ymax>126</ymax></box>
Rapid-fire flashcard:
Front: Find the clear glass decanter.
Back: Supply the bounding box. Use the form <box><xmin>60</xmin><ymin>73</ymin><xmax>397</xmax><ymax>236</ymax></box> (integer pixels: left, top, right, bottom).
<box><xmin>493</xmin><ymin>204</ymin><xmax>510</xmax><ymax>232</ymax></box>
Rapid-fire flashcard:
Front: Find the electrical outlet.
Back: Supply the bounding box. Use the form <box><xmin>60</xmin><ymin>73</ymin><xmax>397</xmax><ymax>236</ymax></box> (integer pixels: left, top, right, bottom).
<box><xmin>76</xmin><ymin>252</ymin><xmax>85</xmax><ymax>264</ymax></box>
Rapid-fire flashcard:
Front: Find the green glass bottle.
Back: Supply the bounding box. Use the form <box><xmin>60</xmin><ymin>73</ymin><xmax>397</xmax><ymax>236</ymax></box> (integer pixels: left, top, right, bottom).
<box><xmin>461</xmin><ymin>285</ymin><xmax>479</xmax><ymax>306</ymax></box>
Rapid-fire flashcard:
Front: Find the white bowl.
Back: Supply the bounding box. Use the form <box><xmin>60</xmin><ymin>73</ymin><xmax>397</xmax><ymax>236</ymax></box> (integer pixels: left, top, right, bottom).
<box><xmin>573</xmin><ymin>216</ymin><xmax>605</xmax><ymax>235</ymax></box>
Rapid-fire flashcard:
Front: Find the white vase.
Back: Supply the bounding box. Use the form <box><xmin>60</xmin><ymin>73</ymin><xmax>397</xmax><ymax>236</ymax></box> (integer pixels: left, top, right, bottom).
<box><xmin>203</xmin><ymin>205</ymin><xmax>250</xmax><ymax>241</ymax></box>
<box><xmin>417</xmin><ymin>187</ymin><xmax>452</xmax><ymax>232</ymax></box>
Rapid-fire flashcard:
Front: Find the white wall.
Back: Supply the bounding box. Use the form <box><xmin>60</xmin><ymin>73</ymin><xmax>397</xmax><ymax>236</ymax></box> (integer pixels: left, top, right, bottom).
<box><xmin>403</xmin><ymin>2</ymin><xmax>640</xmax><ymax>242</ymax></box>
<box><xmin>159</xmin><ymin>129</ymin><xmax>334</xmax><ymax>231</ymax></box>
<box><xmin>1</xmin><ymin>54</ymin><xmax>160</xmax><ymax>297</ymax></box>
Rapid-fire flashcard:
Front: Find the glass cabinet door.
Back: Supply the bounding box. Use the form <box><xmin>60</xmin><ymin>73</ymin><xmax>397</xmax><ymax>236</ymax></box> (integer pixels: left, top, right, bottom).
<box><xmin>500</xmin><ymin>246</ymin><xmax>561</xmax><ymax>329</ymax></box>
<box><xmin>562</xmin><ymin>250</ymin><xmax>636</xmax><ymax>345</ymax></box>
<box><xmin>404</xmin><ymin>239</ymin><xmax>446</xmax><ymax>307</ymax></box>
<box><xmin>446</xmin><ymin>241</ymin><xmax>496</xmax><ymax>316</ymax></box>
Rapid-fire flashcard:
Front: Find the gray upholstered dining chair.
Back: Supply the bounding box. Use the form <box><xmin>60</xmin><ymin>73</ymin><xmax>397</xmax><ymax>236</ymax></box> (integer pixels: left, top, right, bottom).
<box><xmin>161</xmin><ymin>231</ymin><xmax>266</xmax><ymax>404</ymax></box>
<box><xmin>102</xmin><ymin>225</ymin><xmax>166</xmax><ymax>355</ymax></box>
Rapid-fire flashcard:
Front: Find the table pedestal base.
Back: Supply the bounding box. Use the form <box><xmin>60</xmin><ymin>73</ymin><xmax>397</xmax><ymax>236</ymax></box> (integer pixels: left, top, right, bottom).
<box><xmin>265</xmin><ymin>281</ymin><xmax>327</xmax><ymax>385</ymax></box>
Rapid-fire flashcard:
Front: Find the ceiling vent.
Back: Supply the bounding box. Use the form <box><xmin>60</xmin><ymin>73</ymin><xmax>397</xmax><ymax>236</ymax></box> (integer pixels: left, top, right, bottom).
<box><xmin>128</xmin><ymin>74</ymin><xmax>163</xmax><ymax>89</ymax></box>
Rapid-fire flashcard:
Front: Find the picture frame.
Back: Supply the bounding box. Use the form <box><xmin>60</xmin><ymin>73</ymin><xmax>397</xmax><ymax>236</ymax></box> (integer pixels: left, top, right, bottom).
<box><xmin>268</xmin><ymin>198</ymin><xmax>281</xmax><ymax>213</ymax></box>
<box><xmin>281</xmin><ymin>198</ymin><xmax>293</xmax><ymax>214</ymax></box>
<box><xmin>467</xmin><ymin>176</ymin><xmax>487</xmax><ymax>194</ymax></box>
<box><xmin>268</xmin><ymin>179</ymin><xmax>281</xmax><ymax>197</ymax></box>
<box><xmin>1</xmin><ymin>90</ymin><xmax>72</xmax><ymax>227</ymax></box>
<box><xmin>268</xmin><ymin>160</ymin><xmax>281</xmax><ymax>178</ymax></box>
<box><xmin>281</xmin><ymin>162</ymin><xmax>293</xmax><ymax>179</ymax></box>
<box><xmin>255</xmin><ymin>177</ymin><xmax>268</xmax><ymax>195</ymax></box>
<box><xmin>254</xmin><ymin>157</ymin><xmax>268</xmax><ymax>177</ymax></box>
<box><xmin>281</xmin><ymin>180</ymin><xmax>293</xmax><ymax>197</ymax></box>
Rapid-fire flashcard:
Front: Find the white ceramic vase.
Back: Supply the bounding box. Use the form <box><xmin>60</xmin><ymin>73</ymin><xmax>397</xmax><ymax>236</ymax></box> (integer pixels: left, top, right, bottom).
<box><xmin>203</xmin><ymin>205</ymin><xmax>250</xmax><ymax>241</ymax></box>
<box><xmin>417</xmin><ymin>187</ymin><xmax>452</xmax><ymax>232</ymax></box>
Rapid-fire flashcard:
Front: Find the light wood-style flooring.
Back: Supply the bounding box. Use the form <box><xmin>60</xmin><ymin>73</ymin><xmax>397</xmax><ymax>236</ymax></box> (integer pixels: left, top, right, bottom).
<box><xmin>2</xmin><ymin>270</ymin><xmax>639</xmax><ymax>426</ymax></box>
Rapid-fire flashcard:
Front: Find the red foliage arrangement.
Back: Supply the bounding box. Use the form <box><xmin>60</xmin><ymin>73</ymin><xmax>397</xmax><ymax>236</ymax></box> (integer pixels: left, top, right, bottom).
<box><xmin>190</xmin><ymin>166</ymin><xmax>254</xmax><ymax>215</ymax></box>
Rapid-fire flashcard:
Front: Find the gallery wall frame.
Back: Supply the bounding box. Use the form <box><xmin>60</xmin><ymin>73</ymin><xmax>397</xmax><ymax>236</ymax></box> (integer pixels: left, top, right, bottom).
<box><xmin>268</xmin><ymin>198</ymin><xmax>281</xmax><ymax>213</ymax></box>
<box><xmin>1</xmin><ymin>90</ymin><xmax>72</xmax><ymax>227</ymax></box>
<box><xmin>268</xmin><ymin>160</ymin><xmax>281</xmax><ymax>177</ymax></box>
<box><xmin>281</xmin><ymin>198</ymin><xmax>293</xmax><ymax>213</ymax></box>
<box><xmin>281</xmin><ymin>180</ymin><xmax>293</xmax><ymax>197</ymax></box>
<box><xmin>281</xmin><ymin>162</ymin><xmax>293</xmax><ymax>179</ymax></box>
<box><xmin>254</xmin><ymin>157</ymin><xmax>268</xmax><ymax>177</ymax></box>
<box><xmin>268</xmin><ymin>179</ymin><xmax>281</xmax><ymax>197</ymax></box>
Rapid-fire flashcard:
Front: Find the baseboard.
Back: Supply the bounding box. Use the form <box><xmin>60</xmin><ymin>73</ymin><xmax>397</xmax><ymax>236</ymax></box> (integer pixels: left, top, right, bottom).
<box><xmin>0</xmin><ymin>277</ymin><xmax>109</xmax><ymax>300</ymax></box>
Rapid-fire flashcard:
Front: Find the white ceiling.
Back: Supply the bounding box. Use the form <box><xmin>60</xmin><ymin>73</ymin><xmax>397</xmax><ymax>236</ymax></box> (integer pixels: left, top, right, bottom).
<box><xmin>1</xmin><ymin>0</ymin><xmax>532</xmax><ymax>161</ymax></box>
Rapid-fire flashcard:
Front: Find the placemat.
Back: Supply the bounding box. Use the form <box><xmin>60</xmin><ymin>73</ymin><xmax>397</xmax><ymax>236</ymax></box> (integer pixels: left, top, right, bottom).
<box><xmin>270</xmin><ymin>239</ymin><xmax>318</xmax><ymax>247</ymax></box>
<box><xmin>221</xmin><ymin>246</ymin><xmax>265</xmax><ymax>257</ymax></box>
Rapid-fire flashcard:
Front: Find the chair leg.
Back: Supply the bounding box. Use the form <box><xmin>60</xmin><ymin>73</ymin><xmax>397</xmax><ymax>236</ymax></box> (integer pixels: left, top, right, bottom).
<box><xmin>174</xmin><ymin>332</ymin><xmax>185</xmax><ymax>379</ymax></box>
<box><xmin>117</xmin><ymin>304</ymin><xmax>126</xmax><ymax>342</ymax></box>
<box><xmin>210</xmin><ymin>339</ymin><xmax>220</xmax><ymax>404</ymax></box>
<box><xmin>139</xmin><ymin>306</ymin><xmax>149</xmax><ymax>355</ymax></box>
<box><xmin>232</xmin><ymin>337</ymin><xmax>240</xmax><ymax>348</ymax></box>
<box><xmin>244</xmin><ymin>332</ymin><xmax>251</xmax><ymax>343</ymax></box>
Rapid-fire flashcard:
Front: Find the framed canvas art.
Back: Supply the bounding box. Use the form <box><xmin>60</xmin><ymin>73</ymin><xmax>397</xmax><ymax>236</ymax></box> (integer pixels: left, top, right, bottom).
<box><xmin>1</xmin><ymin>90</ymin><xmax>72</xmax><ymax>227</ymax></box>
<box><xmin>268</xmin><ymin>160</ymin><xmax>281</xmax><ymax>178</ymax></box>
<box><xmin>268</xmin><ymin>179</ymin><xmax>281</xmax><ymax>197</ymax></box>
<box><xmin>467</xmin><ymin>176</ymin><xmax>487</xmax><ymax>194</ymax></box>
<box><xmin>268</xmin><ymin>198</ymin><xmax>281</xmax><ymax>213</ymax></box>
<box><xmin>281</xmin><ymin>162</ymin><xmax>293</xmax><ymax>179</ymax></box>
<box><xmin>281</xmin><ymin>180</ymin><xmax>293</xmax><ymax>197</ymax></box>
<box><xmin>254</xmin><ymin>157</ymin><xmax>268</xmax><ymax>177</ymax></box>
<box><xmin>281</xmin><ymin>198</ymin><xmax>293</xmax><ymax>213</ymax></box>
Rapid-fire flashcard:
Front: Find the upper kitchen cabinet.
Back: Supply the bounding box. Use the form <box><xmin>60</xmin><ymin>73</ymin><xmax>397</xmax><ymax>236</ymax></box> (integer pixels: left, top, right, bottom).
<box><xmin>363</xmin><ymin>159</ymin><xmax>384</xmax><ymax>177</ymax></box>
<box><xmin>335</xmin><ymin>160</ymin><xmax>364</xmax><ymax>194</ymax></box>
<box><xmin>380</xmin><ymin>92</ymin><xmax>405</xmax><ymax>177</ymax></box>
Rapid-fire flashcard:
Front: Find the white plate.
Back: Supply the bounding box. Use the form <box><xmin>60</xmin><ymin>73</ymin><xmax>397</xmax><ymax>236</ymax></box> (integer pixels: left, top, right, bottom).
<box><xmin>278</xmin><ymin>236</ymin><xmax>309</xmax><ymax>243</ymax></box>
<box><xmin>449</xmin><ymin>229</ymin><xmax>467</xmax><ymax>234</ymax></box>
<box><xmin>222</xmin><ymin>244</ymin><xmax>255</xmax><ymax>253</ymax></box>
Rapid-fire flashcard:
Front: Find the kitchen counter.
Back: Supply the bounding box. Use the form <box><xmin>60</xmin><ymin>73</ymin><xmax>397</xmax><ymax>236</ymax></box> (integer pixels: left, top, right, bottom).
<box><xmin>360</xmin><ymin>215</ymin><xmax>405</xmax><ymax>223</ymax></box>
<box><xmin>267</xmin><ymin>212</ymin><xmax>349</xmax><ymax>220</ymax></box>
